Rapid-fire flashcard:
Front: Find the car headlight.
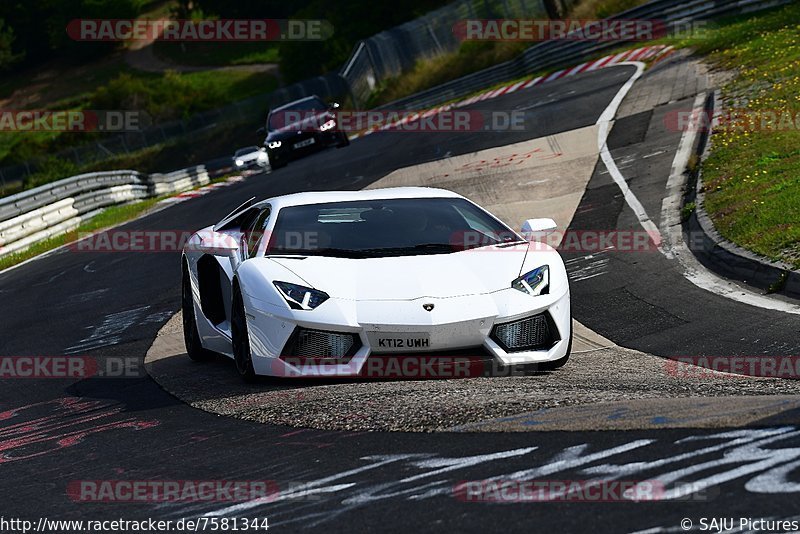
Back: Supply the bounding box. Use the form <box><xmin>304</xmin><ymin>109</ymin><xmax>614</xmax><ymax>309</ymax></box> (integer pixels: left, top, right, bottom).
<box><xmin>511</xmin><ymin>265</ymin><xmax>549</xmax><ymax>296</ymax></box>
<box><xmin>235</xmin><ymin>159</ymin><xmax>244</xmax><ymax>166</ymax></box>
<box><xmin>268</xmin><ymin>141</ymin><xmax>282</xmax><ymax>149</ymax></box>
<box><xmin>274</xmin><ymin>281</ymin><xmax>329</xmax><ymax>310</ymax></box>
<box><xmin>319</xmin><ymin>119</ymin><xmax>336</xmax><ymax>131</ymax></box>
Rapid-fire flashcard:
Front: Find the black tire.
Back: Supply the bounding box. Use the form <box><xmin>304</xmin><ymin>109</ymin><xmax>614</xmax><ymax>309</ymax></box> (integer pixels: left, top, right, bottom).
<box><xmin>231</xmin><ymin>285</ymin><xmax>257</xmax><ymax>382</ymax></box>
<box><xmin>182</xmin><ymin>264</ymin><xmax>215</xmax><ymax>362</ymax></box>
<box><xmin>336</xmin><ymin>132</ymin><xmax>350</xmax><ymax>148</ymax></box>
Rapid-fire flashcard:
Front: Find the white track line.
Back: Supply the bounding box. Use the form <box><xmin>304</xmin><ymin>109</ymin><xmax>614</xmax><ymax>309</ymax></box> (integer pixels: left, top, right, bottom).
<box><xmin>595</xmin><ymin>61</ymin><xmax>665</xmax><ymax>253</ymax></box>
<box><xmin>599</xmin><ymin>63</ymin><xmax>800</xmax><ymax>315</ymax></box>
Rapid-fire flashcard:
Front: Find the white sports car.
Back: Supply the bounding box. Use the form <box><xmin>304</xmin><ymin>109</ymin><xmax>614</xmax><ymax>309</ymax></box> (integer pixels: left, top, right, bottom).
<box><xmin>181</xmin><ymin>187</ymin><xmax>571</xmax><ymax>380</ymax></box>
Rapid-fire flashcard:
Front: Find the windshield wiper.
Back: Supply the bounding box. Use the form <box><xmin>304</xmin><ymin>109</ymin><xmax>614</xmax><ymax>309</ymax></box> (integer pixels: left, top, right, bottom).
<box><xmin>496</xmin><ymin>239</ymin><xmax>528</xmax><ymax>248</ymax></box>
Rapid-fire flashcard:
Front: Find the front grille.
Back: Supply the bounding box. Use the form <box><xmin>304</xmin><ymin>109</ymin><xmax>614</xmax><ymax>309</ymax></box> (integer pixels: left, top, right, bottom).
<box><xmin>281</xmin><ymin>327</ymin><xmax>360</xmax><ymax>362</ymax></box>
<box><xmin>491</xmin><ymin>313</ymin><xmax>558</xmax><ymax>352</ymax></box>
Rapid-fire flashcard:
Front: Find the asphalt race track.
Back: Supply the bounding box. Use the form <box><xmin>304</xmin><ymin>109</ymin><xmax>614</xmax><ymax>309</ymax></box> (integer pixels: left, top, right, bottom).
<box><xmin>2</xmin><ymin>62</ymin><xmax>800</xmax><ymax>533</ymax></box>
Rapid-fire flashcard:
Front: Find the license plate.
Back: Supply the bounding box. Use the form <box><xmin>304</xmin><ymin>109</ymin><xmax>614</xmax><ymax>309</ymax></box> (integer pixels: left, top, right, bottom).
<box><xmin>294</xmin><ymin>138</ymin><xmax>315</xmax><ymax>149</ymax></box>
<box><xmin>371</xmin><ymin>333</ymin><xmax>431</xmax><ymax>351</ymax></box>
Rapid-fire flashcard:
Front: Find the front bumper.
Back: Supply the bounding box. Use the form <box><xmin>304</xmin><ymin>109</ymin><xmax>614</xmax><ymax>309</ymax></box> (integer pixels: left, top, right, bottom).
<box><xmin>268</xmin><ymin>131</ymin><xmax>342</xmax><ymax>162</ymax></box>
<box><xmin>243</xmin><ymin>288</ymin><xmax>571</xmax><ymax>378</ymax></box>
<box><xmin>234</xmin><ymin>160</ymin><xmax>267</xmax><ymax>171</ymax></box>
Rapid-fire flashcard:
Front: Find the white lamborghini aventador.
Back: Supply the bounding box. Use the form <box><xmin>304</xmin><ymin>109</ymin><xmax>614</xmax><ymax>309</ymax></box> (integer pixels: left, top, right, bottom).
<box><xmin>181</xmin><ymin>187</ymin><xmax>571</xmax><ymax>380</ymax></box>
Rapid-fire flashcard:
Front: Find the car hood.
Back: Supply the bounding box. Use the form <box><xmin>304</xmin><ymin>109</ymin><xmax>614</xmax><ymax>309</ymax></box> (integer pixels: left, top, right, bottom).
<box><xmin>267</xmin><ymin>111</ymin><xmax>331</xmax><ymax>139</ymax></box>
<box><xmin>268</xmin><ymin>246</ymin><xmax>536</xmax><ymax>300</ymax></box>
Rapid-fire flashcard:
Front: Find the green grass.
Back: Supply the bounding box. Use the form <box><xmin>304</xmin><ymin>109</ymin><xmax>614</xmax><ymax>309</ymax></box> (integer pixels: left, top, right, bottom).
<box><xmin>0</xmin><ymin>68</ymin><xmax>277</xmax><ymax>170</ymax></box>
<box><xmin>153</xmin><ymin>40</ymin><xmax>280</xmax><ymax>66</ymax></box>
<box><xmin>568</xmin><ymin>0</ymin><xmax>650</xmax><ymax>18</ymax></box>
<box><xmin>659</xmin><ymin>3</ymin><xmax>800</xmax><ymax>268</ymax></box>
<box><xmin>2</xmin><ymin>117</ymin><xmax>262</xmax><ymax>198</ymax></box>
<box><xmin>365</xmin><ymin>40</ymin><xmax>530</xmax><ymax>108</ymax></box>
<box><xmin>0</xmin><ymin>56</ymin><xmax>127</xmax><ymax>105</ymax></box>
<box><xmin>91</xmin><ymin>69</ymin><xmax>277</xmax><ymax>122</ymax></box>
<box><xmin>681</xmin><ymin>201</ymin><xmax>696</xmax><ymax>222</ymax></box>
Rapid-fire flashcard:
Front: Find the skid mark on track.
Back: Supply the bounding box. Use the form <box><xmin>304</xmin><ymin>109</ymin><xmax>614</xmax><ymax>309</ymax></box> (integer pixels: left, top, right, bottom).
<box><xmin>566</xmin><ymin>252</ymin><xmax>610</xmax><ymax>282</ymax></box>
<box><xmin>160</xmin><ymin>428</ymin><xmax>800</xmax><ymax>529</ymax></box>
<box><xmin>0</xmin><ymin>398</ymin><xmax>159</xmax><ymax>464</ymax></box>
<box><xmin>64</xmin><ymin>305</ymin><xmax>160</xmax><ymax>354</ymax></box>
<box><xmin>32</xmin><ymin>270</ymin><xmax>68</xmax><ymax>287</ymax></box>
<box><xmin>58</xmin><ymin>288</ymin><xmax>110</xmax><ymax>308</ymax></box>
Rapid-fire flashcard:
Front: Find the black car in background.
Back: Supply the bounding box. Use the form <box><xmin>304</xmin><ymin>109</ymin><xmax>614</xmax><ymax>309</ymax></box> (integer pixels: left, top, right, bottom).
<box><xmin>263</xmin><ymin>95</ymin><xmax>349</xmax><ymax>169</ymax></box>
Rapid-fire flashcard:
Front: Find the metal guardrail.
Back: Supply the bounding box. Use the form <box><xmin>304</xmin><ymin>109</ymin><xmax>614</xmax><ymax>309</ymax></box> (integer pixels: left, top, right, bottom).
<box><xmin>0</xmin><ymin>170</ymin><xmax>147</xmax><ymax>223</ymax></box>
<box><xmin>373</xmin><ymin>0</ymin><xmax>791</xmax><ymax>111</ymax></box>
<box><xmin>0</xmin><ymin>166</ymin><xmax>212</xmax><ymax>258</ymax></box>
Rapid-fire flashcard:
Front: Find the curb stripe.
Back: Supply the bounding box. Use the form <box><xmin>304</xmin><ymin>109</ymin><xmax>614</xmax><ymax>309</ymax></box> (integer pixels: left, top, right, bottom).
<box><xmin>544</xmin><ymin>69</ymin><xmax>566</xmax><ymax>82</ymax></box>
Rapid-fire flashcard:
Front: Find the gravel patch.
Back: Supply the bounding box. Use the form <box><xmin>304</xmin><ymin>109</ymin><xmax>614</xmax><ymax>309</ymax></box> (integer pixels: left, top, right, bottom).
<box><xmin>146</xmin><ymin>313</ymin><xmax>800</xmax><ymax>432</ymax></box>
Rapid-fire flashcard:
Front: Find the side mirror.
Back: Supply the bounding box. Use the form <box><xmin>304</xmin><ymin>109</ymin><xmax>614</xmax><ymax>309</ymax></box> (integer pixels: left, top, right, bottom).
<box><xmin>329</xmin><ymin>102</ymin><xmax>340</xmax><ymax>109</ymax></box>
<box><xmin>186</xmin><ymin>230</ymin><xmax>241</xmax><ymax>269</ymax></box>
<box><xmin>256</xmin><ymin>126</ymin><xmax>266</xmax><ymax>135</ymax></box>
<box><xmin>521</xmin><ymin>218</ymin><xmax>557</xmax><ymax>241</ymax></box>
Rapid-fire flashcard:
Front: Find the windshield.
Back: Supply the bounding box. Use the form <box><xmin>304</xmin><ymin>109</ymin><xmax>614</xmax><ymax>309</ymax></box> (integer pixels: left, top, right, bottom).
<box><xmin>265</xmin><ymin>198</ymin><xmax>521</xmax><ymax>258</ymax></box>
<box><xmin>268</xmin><ymin>97</ymin><xmax>327</xmax><ymax>130</ymax></box>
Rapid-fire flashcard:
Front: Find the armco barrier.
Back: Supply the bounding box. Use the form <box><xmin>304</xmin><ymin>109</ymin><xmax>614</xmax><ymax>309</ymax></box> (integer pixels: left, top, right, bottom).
<box><xmin>0</xmin><ymin>170</ymin><xmax>146</xmax><ymax>222</ymax></box>
<box><xmin>148</xmin><ymin>166</ymin><xmax>211</xmax><ymax>196</ymax></box>
<box><xmin>0</xmin><ymin>166</ymin><xmax>211</xmax><ymax>259</ymax></box>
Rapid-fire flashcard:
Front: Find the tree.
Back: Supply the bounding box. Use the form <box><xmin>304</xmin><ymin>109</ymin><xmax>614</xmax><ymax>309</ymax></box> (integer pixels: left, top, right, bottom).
<box><xmin>542</xmin><ymin>0</ymin><xmax>566</xmax><ymax>18</ymax></box>
<box><xmin>0</xmin><ymin>18</ymin><xmax>22</xmax><ymax>70</ymax></box>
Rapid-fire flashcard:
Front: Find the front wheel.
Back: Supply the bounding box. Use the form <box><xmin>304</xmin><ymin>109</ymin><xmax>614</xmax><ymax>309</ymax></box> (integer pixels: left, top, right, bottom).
<box><xmin>231</xmin><ymin>286</ymin><xmax>257</xmax><ymax>382</ymax></box>
<box><xmin>182</xmin><ymin>265</ymin><xmax>215</xmax><ymax>362</ymax></box>
<box><xmin>336</xmin><ymin>132</ymin><xmax>350</xmax><ymax>148</ymax></box>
